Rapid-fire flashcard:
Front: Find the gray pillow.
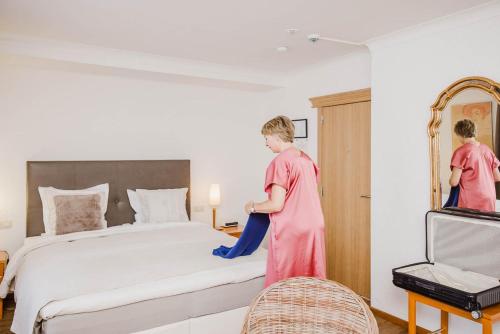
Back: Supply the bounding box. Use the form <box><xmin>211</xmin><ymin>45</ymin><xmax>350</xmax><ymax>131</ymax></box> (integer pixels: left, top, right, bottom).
<box><xmin>54</xmin><ymin>194</ymin><xmax>104</xmax><ymax>235</ymax></box>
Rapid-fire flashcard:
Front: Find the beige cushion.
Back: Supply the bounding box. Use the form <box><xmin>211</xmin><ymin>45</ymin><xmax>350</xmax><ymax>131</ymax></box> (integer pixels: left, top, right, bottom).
<box><xmin>54</xmin><ymin>194</ymin><xmax>104</xmax><ymax>235</ymax></box>
<box><xmin>38</xmin><ymin>183</ymin><xmax>109</xmax><ymax>235</ymax></box>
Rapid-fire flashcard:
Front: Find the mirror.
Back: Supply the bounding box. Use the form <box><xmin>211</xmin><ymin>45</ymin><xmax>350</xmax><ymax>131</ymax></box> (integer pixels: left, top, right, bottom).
<box><xmin>429</xmin><ymin>77</ymin><xmax>500</xmax><ymax>212</ymax></box>
<box><xmin>440</xmin><ymin>90</ymin><xmax>500</xmax><ymax>202</ymax></box>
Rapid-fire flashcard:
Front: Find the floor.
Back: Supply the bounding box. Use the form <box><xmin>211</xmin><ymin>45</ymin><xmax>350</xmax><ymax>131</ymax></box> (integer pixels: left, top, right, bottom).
<box><xmin>0</xmin><ymin>296</ymin><xmax>408</xmax><ymax>334</ymax></box>
<box><xmin>0</xmin><ymin>296</ymin><xmax>14</xmax><ymax>334</ymax></box>
<box><xmin>376</xmin><ymin>316</ymin><xmax>408</xmax><ymax>334</ymax></box>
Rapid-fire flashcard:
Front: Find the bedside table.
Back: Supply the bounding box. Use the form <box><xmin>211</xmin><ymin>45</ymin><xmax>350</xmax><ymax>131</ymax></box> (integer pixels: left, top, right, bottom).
<box><xmin>216</xmin><ymin>226</ymin><xmax>243</xmax><ymax>238</ymax></box>
<box><xmin>0</xmin><ymin>250</ymin><xmax>8</xmax><ymax>320</ymax></box>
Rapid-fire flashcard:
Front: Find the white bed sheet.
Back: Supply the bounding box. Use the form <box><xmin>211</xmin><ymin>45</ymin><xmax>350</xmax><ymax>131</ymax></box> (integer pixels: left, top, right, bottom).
<box><xmin>0</xmin><ymin>222</ymin><xmax>266</xmax><ymax>334</ymax></box>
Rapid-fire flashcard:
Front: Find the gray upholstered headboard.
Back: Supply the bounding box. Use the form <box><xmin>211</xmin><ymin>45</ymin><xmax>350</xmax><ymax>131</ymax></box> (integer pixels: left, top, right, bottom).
<box><xmin>26</xmin><ymin>160</ymin><xmax>190</xmax><ymax>237</ymax></box>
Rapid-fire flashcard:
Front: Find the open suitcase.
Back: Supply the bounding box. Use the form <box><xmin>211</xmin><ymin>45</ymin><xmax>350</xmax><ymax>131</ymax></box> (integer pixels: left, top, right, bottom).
<box><xmin>392</xmin><ymin>208</ymin><xmax>500</xmax><ymax>319</ymax></box>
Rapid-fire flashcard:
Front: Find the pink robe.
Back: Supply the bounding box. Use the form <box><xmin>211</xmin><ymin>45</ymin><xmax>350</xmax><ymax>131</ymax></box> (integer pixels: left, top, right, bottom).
<box><xmin>264</xmin><ymin>148</ymin><xmax>326</xmax><ymax>287</ymax></box>
<box><xmin>451</xmin><ymin>143</ymin><xmax>500</xmax><ymax>211</ymax></box>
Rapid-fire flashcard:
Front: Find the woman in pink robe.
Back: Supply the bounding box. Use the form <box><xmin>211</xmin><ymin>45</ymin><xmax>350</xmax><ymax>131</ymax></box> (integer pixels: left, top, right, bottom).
<box><xmin>245</xmin><ymin>116</ymin><xmax>326</xmax><ymax>287</ymax></box>
<box><xmin>449</xmin><ymin>119</ymin><xmax>500</xmax><ymax>211</ymax></box>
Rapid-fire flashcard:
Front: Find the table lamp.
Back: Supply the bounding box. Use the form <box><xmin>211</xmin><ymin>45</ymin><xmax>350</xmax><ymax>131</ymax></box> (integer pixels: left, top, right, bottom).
<box><xmin>209</xmin><ymin>184</ymin><xmax>220</xmax><ymax>228</ymax></box>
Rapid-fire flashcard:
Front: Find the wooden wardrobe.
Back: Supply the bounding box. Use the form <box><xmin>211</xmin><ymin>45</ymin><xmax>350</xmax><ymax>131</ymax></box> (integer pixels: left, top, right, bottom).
<box><xmin>310</xmin><ymin>88</ymin><xmax>371</xmax><ymax>300</ymax></box>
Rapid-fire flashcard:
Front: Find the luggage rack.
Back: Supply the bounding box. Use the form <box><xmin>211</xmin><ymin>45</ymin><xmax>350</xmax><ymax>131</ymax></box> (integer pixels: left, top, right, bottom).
<box><xmin>407</xmin><ymin>290</ymin><xmax>500</xmax><ymax>334</ymax></box>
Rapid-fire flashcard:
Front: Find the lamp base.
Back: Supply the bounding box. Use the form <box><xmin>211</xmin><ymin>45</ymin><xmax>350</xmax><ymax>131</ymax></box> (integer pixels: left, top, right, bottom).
<box><xmin>212</xmin><ymin>208</ymin><xmax>216</xmax><ymax>229</ymax></box>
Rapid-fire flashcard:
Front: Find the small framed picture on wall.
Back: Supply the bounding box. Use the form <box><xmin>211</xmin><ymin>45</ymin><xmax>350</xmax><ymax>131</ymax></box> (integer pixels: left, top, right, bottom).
<box><xmin>292</xmin><ymin>119</ymin><xmax>308</xmax><ymax>139</ymax></box>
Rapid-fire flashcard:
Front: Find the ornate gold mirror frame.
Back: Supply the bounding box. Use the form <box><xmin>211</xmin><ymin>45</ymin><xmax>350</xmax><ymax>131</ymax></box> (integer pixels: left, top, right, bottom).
<box><xmin>428</xmin><ymin>76</ymin><xmax>500</xmax><ymax>210</ymax></box>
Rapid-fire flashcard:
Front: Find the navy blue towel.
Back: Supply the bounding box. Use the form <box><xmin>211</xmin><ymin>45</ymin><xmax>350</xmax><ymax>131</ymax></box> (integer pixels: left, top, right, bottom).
<box><xmin>212</xmin><ymin>213</ymin><xmax>270</xmax><ymax>259</ymax></box>
<box><xmin>443</xmin><ymin>186</ymin><xmax>460</xmax><ymax>208</ymax></box>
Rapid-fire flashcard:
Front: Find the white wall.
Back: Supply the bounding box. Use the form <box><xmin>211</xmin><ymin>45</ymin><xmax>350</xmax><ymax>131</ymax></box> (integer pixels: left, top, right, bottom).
<box><xmin>268</xmin><ymin>50</ymin><xmax>372</xmax><ymax>162</ymax></box>
<box><xmin>370</xmin><ymin>3</ymin><xmax>500</xmax><ymax>333</ymax></box>
<box><xmin>0</xmin><ymin>55</ymin><xmax>279</xmax><ymax>254</ymax></box>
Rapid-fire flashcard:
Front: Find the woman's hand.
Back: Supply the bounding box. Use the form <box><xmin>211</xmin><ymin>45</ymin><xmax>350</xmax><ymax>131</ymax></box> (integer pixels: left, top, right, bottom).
<box><xmin>244</xmin><ymin>185</ymin><xmax>286</xmax><ymax>215</ymax></box>
<box><xmin>244</xmin><ymin>201</ymin><xmax>254</xmax><ymax>214</ymax></box>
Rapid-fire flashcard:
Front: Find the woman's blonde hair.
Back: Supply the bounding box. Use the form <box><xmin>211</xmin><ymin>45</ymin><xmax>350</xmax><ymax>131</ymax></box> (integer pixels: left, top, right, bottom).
<box><xmin>454</xmin><ymin>119</ymin><xmax>477</xmax><ymax>138</ymax></box>
<box><xmin>261</xmin><ymin>116</ymin><xmax>295</xmax><ymax>143</ymax></box>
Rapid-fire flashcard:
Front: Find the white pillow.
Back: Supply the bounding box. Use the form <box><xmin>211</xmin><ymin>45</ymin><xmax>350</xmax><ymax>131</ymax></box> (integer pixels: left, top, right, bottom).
<box><xmin>38</xmin><ymin>183</ymin><xmax>109</xmax><ymax>235</ymax></box>
<box><xmin>127</xmin><ymin>189</ymin><xmax>145</xmax><ymax>223</ymax></box>
<box><xmin>135</xmin><ymin>188</ymin><xmax>189</xmax><ymax>223</ymax></box>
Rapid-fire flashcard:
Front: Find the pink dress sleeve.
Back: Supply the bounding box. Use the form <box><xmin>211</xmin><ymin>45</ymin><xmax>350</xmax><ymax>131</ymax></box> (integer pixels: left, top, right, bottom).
<box><xmin>450</xmin><ymin>148</ymin><xmax>468</xmax><ymax>170</ymax></box>
<box><xmin>490</xmin><ymin>150</ymin><xmax>500</xmax><ymax>169</ymax></box>
<box><xmin>264</xmin><ymin>157</ymin><xmax>289</xmax><ymax>194</ymax></box>
<box><xmin>313</xmin><ymin>162</ymin><xmax>320</xmax><ymax>184</ymax></box>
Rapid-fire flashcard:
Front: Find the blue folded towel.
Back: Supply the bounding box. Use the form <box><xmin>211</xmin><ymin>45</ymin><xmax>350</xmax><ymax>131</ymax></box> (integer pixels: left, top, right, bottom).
<box><xmin>212</xmin><ymin>213</ymin><xmax>270</xmax><ymax>259</ymax></box>
<box><xmin>443</xmin><ymin>186</ymin><xmax>460</xmax><ymax>208</ymax></box>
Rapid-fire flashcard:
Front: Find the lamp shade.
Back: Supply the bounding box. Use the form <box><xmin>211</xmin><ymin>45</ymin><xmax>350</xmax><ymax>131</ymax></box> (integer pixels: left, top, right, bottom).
<box><xmin>209</xmin><ymin>184</ymin><xmax>221</xmax><ymax>206</ymax></box>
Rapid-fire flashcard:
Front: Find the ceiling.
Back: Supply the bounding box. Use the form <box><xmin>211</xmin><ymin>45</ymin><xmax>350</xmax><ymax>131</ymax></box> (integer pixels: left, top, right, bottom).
<box><xmin>0</xmin><ymin>0</ymin><xmax>493</xmax><ymax>72</ymax></box>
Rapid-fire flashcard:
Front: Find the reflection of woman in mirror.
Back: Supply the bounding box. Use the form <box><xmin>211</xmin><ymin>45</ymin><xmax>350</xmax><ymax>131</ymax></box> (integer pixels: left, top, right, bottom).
<box><xmin>449</xmin><ymin>119</ymin><xmax>500</xmax><ymax>211</ymax></box>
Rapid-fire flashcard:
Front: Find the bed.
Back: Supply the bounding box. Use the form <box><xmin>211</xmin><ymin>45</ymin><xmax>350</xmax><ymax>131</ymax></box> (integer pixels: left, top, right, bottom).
<box><xmin>0</xmin><ymin>161</ymin><xmax>266</xmax><ymax>334</ymax></box>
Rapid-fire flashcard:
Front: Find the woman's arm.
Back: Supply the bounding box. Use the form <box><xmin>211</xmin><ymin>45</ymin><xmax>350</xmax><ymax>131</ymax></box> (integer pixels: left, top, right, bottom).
<box><xmin>245</xmin><ymin>184</ymin><xmax>286</xmax><ymax>214</ymax></box>
<box><xmin>449</xmin><ymin>167</ymin><xmax>462</xmax><ymax>187</ymax></box>
<box><xmin>493</xmin><ymin>167</ymin><xmax>500</xmax><ymax>182</ymax></box>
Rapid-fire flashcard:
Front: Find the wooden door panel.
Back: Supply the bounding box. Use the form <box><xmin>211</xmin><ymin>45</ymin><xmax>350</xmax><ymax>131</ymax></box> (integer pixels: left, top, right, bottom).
<box><xmin>319</xmin><ymin>101</ymin><xmax>371</xmax><ymax>299</ymax></box>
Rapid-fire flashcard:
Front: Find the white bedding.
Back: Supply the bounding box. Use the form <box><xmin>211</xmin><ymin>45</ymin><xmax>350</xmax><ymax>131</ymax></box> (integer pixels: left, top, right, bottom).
<box><xmin>0</xmin><ymin>222</ymin><xmax>266</xmax><ymax>334</ymax></box>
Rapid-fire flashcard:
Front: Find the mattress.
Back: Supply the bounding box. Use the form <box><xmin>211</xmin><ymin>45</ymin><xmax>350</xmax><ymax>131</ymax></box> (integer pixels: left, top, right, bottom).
<box><xmin>1</xmin><ymin>223</ymin><xmax>267</xmax><ymax>334</ymax></box>
<box><xmin>39</xmin><ymin>277</ymin><xmax>264</xmax><ymax>334</ymax></box>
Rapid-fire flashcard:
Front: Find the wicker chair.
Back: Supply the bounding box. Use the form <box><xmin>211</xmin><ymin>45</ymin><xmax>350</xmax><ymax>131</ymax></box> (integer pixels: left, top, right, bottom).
<box><xmin>241</xmin><ymin>277</ymin><xmax>379</xmax><ymax>334</ymax></box>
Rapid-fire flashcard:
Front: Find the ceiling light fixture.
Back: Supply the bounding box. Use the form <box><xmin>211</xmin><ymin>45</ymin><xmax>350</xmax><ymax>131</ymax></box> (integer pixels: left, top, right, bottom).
<box><xmin>286</xmin><ymin>28</ymin><xmax>299</xmax><ymax>34</ymax></box>
<box><xmin>307</xmin><ymin>33</ymin><xmax>364</xmax><ymax>46</ymax></box>
<box><xmin>276</xmin><ymin>46</ymin><xmax>288</xmax><ymax>52</ymax></box>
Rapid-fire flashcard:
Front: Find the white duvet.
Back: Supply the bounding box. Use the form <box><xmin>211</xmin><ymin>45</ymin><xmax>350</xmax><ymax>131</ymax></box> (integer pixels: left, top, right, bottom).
<box><xmin>0</xmin><ymin>222</ymin><xmax>267</xmax><ymax>334</ymax></box>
